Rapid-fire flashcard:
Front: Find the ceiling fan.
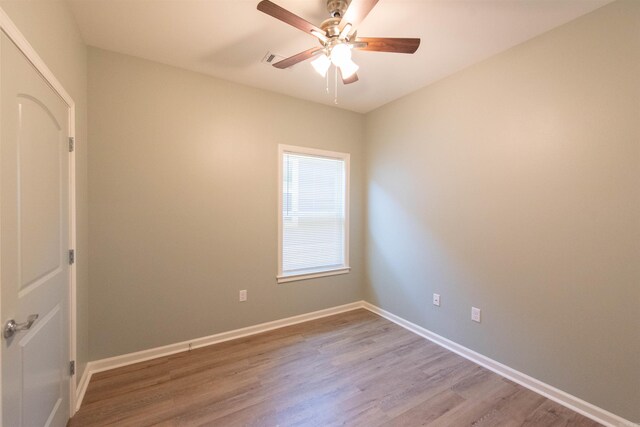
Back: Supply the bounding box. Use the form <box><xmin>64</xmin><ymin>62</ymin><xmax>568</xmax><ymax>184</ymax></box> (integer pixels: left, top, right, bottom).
<box><xmin>257</xmin><ymin>0</ymin><xmax>420</xmax><ymax>84</ymax></box>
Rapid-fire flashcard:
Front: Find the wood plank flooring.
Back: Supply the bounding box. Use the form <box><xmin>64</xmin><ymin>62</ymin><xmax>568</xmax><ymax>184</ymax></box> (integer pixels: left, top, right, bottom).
<box><xmin>70</xmin><ymin>309</ymin><xmax>601</xmax><ymax>426</ymax></box>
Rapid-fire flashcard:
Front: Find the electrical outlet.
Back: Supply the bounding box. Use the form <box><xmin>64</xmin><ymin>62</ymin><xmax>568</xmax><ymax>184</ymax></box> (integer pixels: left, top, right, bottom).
<box><xmin>239</xmin><ymin>290</ymin><xmax>247</xmax><ymax>302</ymax></box>
<box><xmin>433</xmin><ymin>293</ymin><xmax>441</xmax><ymax>307</ymax></box>
<box><xmin>471</xmin><ymin>307</ymin><xmax>481</xmax><ymax>323</ymax></box>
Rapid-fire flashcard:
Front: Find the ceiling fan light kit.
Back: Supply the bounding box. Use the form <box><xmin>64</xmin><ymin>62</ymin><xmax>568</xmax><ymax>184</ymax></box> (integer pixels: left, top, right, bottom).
<box><xmin>257</xmin><ymin>0</ymin><xmax>420</xmax><ymax>87</ymax></box>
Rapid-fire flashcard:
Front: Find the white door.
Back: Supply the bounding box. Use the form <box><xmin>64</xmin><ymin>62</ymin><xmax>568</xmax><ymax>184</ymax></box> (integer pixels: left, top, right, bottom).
<box><xmin>1</xmin><ymin>31</ymin><xmax>71</xmax><ymax>427</ymax></box>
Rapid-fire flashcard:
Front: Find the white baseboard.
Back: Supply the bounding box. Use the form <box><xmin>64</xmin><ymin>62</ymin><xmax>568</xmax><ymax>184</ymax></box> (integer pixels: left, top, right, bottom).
<box><xmin>361</xmin><ymin>302</ymin><xmax>635</xmax><ymax>427</ymax></box>
<box><xmin>74</xmin><ymin>299</ymin><xmax>634</xmax><ymax>427</ymax></box>
<box><xmin>75</xmin><ymin>365</ymin><xmax>92</xmax><ymax>412</ymax></box>
<box><xmin>75</xmin><ymin>301</ymin><xmax>365</xmax><ymax>411</ymax></box>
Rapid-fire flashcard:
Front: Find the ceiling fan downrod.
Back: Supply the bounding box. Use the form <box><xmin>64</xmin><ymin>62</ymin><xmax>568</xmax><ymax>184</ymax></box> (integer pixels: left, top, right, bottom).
<box><xmin>327</xmin><ymin>0</ymin><xmax>349</xmax><ymax>18</ymax></box>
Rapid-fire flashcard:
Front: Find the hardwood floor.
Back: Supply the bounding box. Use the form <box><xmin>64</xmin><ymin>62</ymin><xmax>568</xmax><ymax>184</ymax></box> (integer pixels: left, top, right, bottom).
<box><xmin>70</xmin><ymin>309</ymin><xmax>601</xmax><ymax>426</ymax></box>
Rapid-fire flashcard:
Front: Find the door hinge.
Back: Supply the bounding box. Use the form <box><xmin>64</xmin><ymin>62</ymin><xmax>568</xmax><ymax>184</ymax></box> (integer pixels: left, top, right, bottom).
<box><xmin>68</xmin><ymin>136</ymin><xmax>75</xmax><ymax>152</ymax></box>
<box><xmin>68</xmin><ymin>249</ymin><xmax>75</xmax><ymax>265</ymax></box>
<box><xmin>70</xmin><ymin>360</ymin><xmax>76</xmax><ymax>376</ymax></box>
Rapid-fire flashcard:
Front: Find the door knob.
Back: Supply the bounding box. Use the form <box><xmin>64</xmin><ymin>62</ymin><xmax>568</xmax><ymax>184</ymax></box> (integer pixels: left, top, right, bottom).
<box><xmin>3</xmin><ymin>314</ymin><xmax>38</xmax><ymax>339</ymax></box>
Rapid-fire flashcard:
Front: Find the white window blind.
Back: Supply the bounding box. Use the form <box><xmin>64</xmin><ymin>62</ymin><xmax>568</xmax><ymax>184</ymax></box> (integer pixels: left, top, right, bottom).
<box><xmin>279</xmin><ymin>146</ymin><xmax>350</xmax><ymax>281</ymax></box>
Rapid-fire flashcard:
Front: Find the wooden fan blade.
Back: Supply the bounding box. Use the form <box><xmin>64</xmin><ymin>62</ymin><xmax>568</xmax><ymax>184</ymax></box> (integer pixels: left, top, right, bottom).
<box><xmin>339</xmin><ymin>0</ymin><xmax>379</xmax><ymax>30</ymax></box>
<box><xmin>273</xmin><ymin>47</ymin><xmax>323</xmax><ymax>69</ymax></box>
<box><xmin>353</xmin><ymin>37</ymin><xmax>421</xmax><ymax>54</ymax></box>
<box><xmin>340</xmin><ymin>70</ymin><xmax>359</xmax><ymax>85</ymax></box>
<box><xmin>257</xmin><ymin>0</ymin><xmax>325</xmax><ymax>37</ymax></box>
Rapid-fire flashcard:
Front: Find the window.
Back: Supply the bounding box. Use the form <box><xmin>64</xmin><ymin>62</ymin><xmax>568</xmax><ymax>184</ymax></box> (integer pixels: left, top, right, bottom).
<box><xmin>278</xmin><ymin>145</ymin><xmax>350</xmax><ymax>283</ymax></box>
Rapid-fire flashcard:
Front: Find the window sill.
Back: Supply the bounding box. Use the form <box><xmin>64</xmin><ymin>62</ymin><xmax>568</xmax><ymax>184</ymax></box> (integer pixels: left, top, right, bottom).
<box><xmin>277</xmin><ymin>267</ymin><xmax>351</xmax><ymax>284</ymax></box>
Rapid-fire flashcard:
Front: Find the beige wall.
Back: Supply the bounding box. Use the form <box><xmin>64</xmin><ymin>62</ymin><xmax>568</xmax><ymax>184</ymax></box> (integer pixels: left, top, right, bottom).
<box><xmin>364</xmin><ymin>0</ymin><xmax>639</xmax><ymax>421</ymax></box>
<box><xmin>0</xmin><ymin>0</ymin><xmax>90</xmax><ymax>384</ymax></box>
<box><xmin>87</xmin><ymin>48</ymin><xmax>365</xmax><ymax>360</ymax></box>
<box><xmin>6</xmin><ymin>0</ymin><xmax>636</xmax><ymax>421</ymax></box>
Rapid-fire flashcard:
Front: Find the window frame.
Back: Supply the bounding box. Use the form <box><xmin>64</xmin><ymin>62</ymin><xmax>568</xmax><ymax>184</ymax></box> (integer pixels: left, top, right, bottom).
<box><xmin>277</xmin><ymin>144</ymin><xmax>350</xmax><ymax>283</ymax></box>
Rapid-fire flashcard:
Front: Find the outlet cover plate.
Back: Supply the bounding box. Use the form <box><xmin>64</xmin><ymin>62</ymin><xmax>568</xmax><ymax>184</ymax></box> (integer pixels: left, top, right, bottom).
<box><xmin>471</xmin><ymin>307</ymin><xmax>481</xmax><ymax>322</ymax></box>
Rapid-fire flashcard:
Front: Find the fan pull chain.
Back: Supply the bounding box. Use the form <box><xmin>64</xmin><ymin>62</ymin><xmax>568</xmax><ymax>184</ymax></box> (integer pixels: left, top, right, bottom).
<box><xmin>325</xmin><ymin>68</ymin><xmax>329</xmax><ymax>94</ymax></box>
<box><xmin>334</xmin><ymin>66</ymin><xmax>338</xmax><ymax>105</ymax></box>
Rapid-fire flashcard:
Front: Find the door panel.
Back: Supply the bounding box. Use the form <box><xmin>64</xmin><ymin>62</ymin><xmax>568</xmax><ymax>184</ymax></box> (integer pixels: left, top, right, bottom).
<box><xmin>1</xmin><ymin>31</ymin><xmax>70</xmax><ymax>427</ymax></box>
<box><xmin>21</xmin><ymin>306</ymin><xmax>63</xmax><ymax>427</ymax></box>
<box><xmin>19</xmin><ymin>95</ymin><xmax>63</xmax><ymax>292</ymax></box>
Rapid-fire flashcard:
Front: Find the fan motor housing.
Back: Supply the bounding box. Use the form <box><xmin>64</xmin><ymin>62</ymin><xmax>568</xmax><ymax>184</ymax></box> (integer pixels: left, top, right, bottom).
<box><xmin>320</xmin><ymin>18</ymin><xmax>342</xmax><ymax>38</ymax></box>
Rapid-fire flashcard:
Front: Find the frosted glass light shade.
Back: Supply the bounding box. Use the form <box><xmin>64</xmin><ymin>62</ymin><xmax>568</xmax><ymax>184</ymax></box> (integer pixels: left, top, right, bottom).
<box><xmin>311</xmin><ymin>54</ymin><xmax>331</xmax><ymax>77</ymax></box>
<box><xmin>330</xmin><ymin>43</ymin><xmax>352</xmax><ymax>67</ymax></box>
<box><xmin>339</xmin><ymin>59</ymin><xmax>359</xmax><ymax>78</ymax></box>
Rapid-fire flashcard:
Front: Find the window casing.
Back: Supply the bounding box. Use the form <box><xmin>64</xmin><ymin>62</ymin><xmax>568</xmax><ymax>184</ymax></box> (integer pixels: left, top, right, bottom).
<box><xmin>277</xmin><ymin>145</ymin><xmax>350</xmax><ymax>283</ymax></box>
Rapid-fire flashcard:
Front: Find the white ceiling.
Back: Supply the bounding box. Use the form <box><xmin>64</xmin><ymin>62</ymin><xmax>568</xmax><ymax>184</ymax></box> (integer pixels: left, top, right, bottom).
<box><xmin>68</xmin><ymin>0</ymin><xmax>611</xmax><ymax>113</ymax></box>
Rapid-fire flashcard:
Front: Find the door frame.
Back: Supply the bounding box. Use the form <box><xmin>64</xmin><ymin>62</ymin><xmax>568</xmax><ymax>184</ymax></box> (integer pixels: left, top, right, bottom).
<box><xmin>0</xmin><ymin>6</ymin><xmax>79</xmax><ymax>419</ymax></box>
